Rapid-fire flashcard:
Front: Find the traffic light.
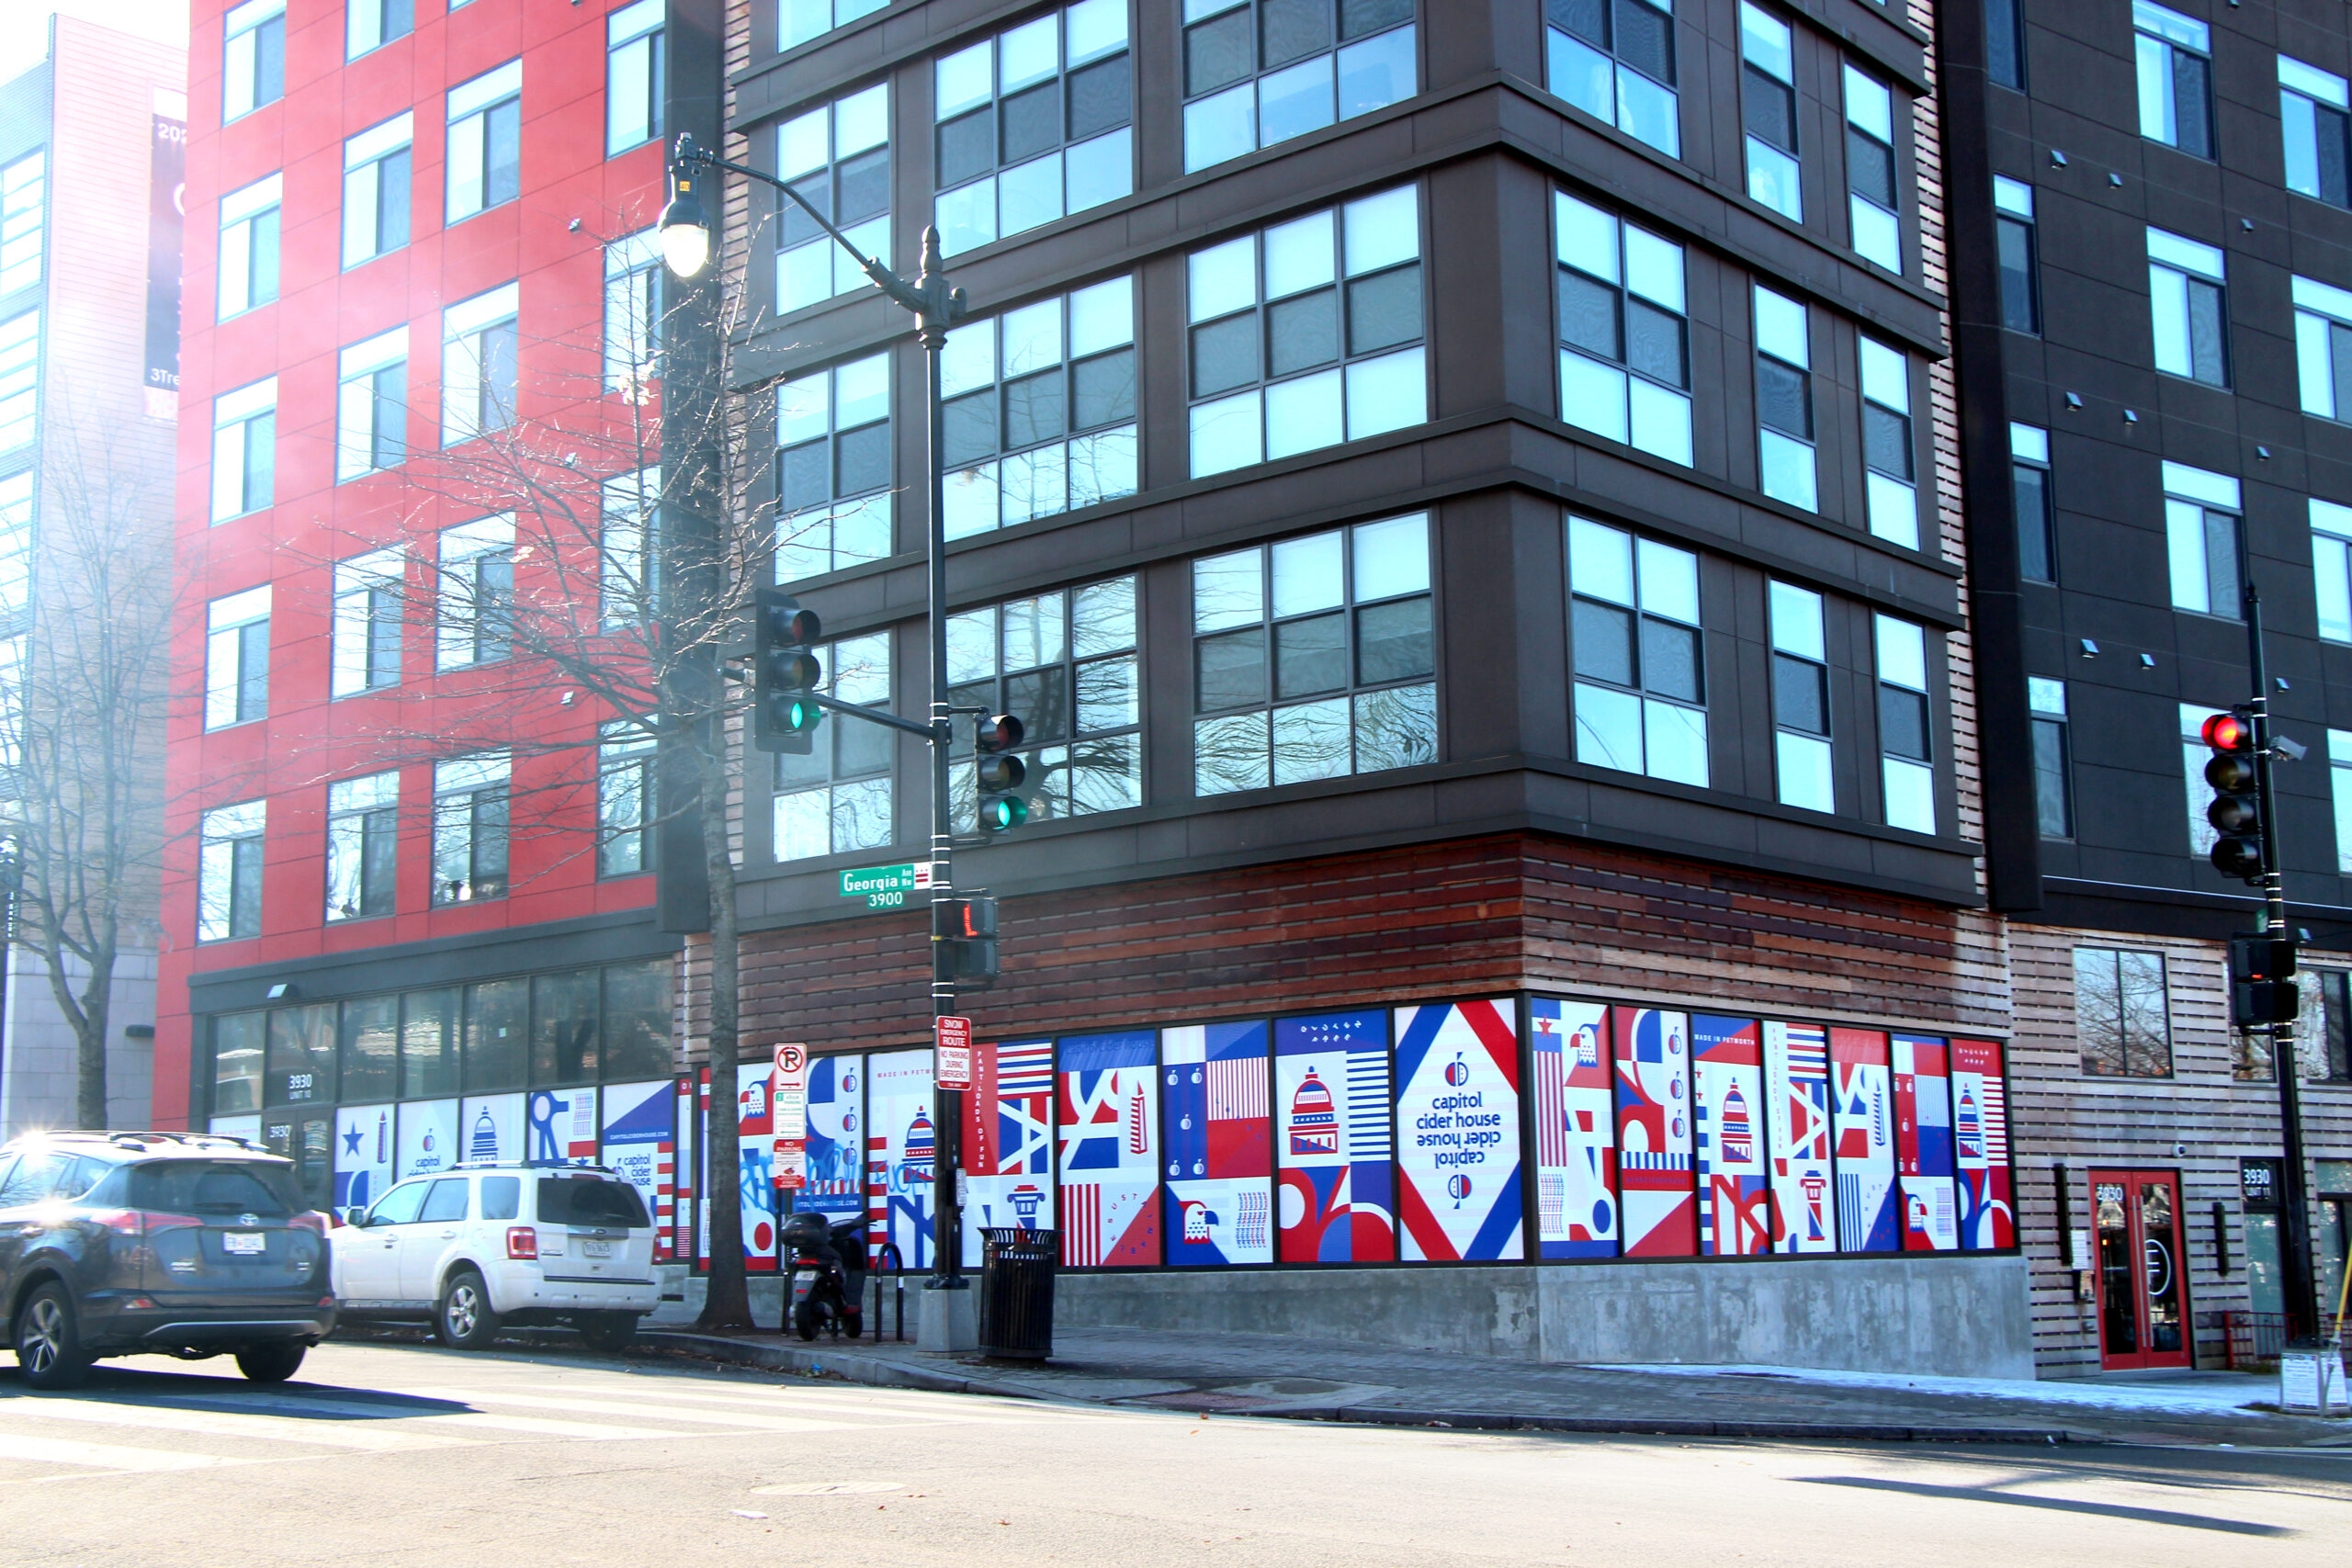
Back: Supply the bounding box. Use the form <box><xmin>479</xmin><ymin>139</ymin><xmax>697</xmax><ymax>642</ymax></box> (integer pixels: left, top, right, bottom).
<box><xmin>2200</xmin><ymin>707</ymin><xmax>2264</xmax><ymax>884</ymax></box>
<box><xmin>2229</xmin><ymin>932</ymin><xmax>2301</xmax><ymax>1029</ymax></box>
<box><xmin>936</xmin><ymin>894</ymin><xmax>1000</xmax><ymax>985</ymax></box>
<box><xmin>752</xmin><ymin>589</ymin><xmax>822</xmax><ymax>755</ymax></box>
<box><xmin>975</xmin><ymin>713</ymin><xmax>1028</xmax><ymax>832</ymax></box>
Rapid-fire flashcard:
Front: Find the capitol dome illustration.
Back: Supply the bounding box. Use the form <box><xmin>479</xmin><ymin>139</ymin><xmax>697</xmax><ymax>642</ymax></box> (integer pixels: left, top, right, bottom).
<box><xmin>1289</xmin><ymin>1069</ymin><xmax>1339</xmax><ymax>1156</ymax></box>
<box><xmin>899</xmin><ymin>1108</ymin><xmax>935</xmax><ymax>1186</ymax></box>
<box><xmin>1956</xmin><ymin>1086</ymin><xmax>1984</xmax><ymax>1160</ymax></box>
<box><xmin>1720</xmin><ymin>1082</ymin><xmax>1754</xmax><ymax>1165</ymax></box>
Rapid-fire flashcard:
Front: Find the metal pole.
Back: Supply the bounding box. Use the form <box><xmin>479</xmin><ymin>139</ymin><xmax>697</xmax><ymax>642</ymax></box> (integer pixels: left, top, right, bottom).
<box><xmin>917</xmin><ymin>226</ymin><xmax>964</xmax><ymax>1291</ymax></box>
<box><xmin>2241</xmin><ymin>537</ymin><xmax>2320</xmax><ymax>1343</ymax></box>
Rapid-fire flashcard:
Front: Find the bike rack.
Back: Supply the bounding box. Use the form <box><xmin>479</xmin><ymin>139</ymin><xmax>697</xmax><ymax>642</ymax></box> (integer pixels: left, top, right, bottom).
<box><xmin>876</xmin><ymin>1242</ymin><xmax>905</xmax><ymax>1341</ymax></box>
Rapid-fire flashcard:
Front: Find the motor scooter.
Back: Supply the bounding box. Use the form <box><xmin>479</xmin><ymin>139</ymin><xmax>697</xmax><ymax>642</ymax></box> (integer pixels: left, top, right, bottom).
<box><xmin>782</xmin><ymin>1211</ymin><xmax>866</xmax><ymax>1341</ymax></box>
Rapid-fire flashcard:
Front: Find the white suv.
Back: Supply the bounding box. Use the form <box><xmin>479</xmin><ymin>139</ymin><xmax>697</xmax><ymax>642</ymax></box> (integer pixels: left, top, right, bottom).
<box><xmin>332</xmin><ymin>1165</ymin><xmax>658</xmax><ymax>1351</ymax></box>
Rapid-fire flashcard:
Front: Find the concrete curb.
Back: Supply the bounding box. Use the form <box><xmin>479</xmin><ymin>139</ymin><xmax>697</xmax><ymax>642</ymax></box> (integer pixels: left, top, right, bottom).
<box><xmin>635</xmin><ymin>1331</ymin><xmax>1039</xmax><ymax>1400</ymax></box>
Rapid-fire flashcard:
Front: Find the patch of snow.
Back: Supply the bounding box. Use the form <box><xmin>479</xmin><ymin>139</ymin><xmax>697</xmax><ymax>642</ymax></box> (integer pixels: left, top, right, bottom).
<box><xmin>1587</xmin><ymin>1361</ymin><xmax>2278</xmax><ymax>1416</ymax></box>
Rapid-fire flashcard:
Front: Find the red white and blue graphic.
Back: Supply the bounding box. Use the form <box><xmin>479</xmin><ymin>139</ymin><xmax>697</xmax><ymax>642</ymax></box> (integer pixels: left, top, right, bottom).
<box><xmin>685</xmin><ymin>1072</ymin><xmax>707</xmax><ymax>1268</ymax></box>
<box><xmin>1692</xmin><ymin>1016</ymin><xmax>1770</xmax><ymax>1257</ymax></box>
<box><xmin>460</xmin><ymin>1092</ymin><xmax>525</xmax><ymax>1169</ymax></box>
<box><xmin>964</xmin><ymin>1039</ymin><xmax>1056</xmax><ymax>1260</ymax></box>
<box><xmin>1162</xmin><ymin>1021</ymin><xmax>1272</xmax><ymax>1267</ymax></box>
<box><xmin>1275</xmin><ymin>1010</ymin><xmax>1394</xmax><ymax>1263</ymax></box>
<box><xmin>793</xmin><ymin>1054</ymin><xmax>865</xmax><ymax>1225</ymax></box>
<box><xmin>1762</xmin><ymin>1021</ymin><xmax>1837</xmax><ymax>1254</ymax></box>
<box><xmin>1830</xmin><ymin>1029</ymin><xmax>1899</xmax><ymax>1253</ymax></box>
<box><xmin>1395</xmin><ymin>1000</ymin><xmax>1523</xmax><ymax>1262</ymax></box>
<box><xmin>1894</xmin><ymin>1034</ymin><xmax>1959</xmax><ymax>1252</ymax></box>
<box><xmin>1057</xmin><ymin>1032</ymin><xmax>1160</xmax><ymax>1267</ymax></box>
<box><xmin>395</xmin><ymin>1100</ymin><xmax>458</xmax><ymax>1182</ymax></box>
<box><xmin>736</xmin><ymin>1064</ymin><xmax>778</xmax><ymax>1270</ymax></box>
<box><xmin>1612</xmin><ymin>1007</ymin><xmax>1695</xmax><ymax>1257</ymax></box>
<box><xmin>1948</xmin><ymin>1037</ymin><xmax>2014</xmax><ymax>1249</ymax></box>
<box><xmin>527</xmin><ymin>1086</ymin><xmax>600</xmax><ymax>1167</ymax></box>
<box><xmin>598</xmin><ymin>1077</ymin><xmax>676</xmax><ymax>1261</ymax></box>
<box><xmin>867</xmin><ymin>1049</ymin><xmax>935</xmax><ymax>1269</ymax></box>
<box><xmin>1531</xmin><ymin>998</ymin><xmax>1617</xmax><ymax>1258</ymax></box>
<box><xmin>334</xmin><ymin>1103</ymin><xmax>394</xmax><ymax>1214</ymax></box>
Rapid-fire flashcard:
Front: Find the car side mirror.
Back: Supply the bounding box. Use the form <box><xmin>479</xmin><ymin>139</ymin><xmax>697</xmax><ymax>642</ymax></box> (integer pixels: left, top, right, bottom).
<box><xmin>346</xmin><ymin>1208</ymin><xmax>374</xmax><ymax>1227</ymax></box>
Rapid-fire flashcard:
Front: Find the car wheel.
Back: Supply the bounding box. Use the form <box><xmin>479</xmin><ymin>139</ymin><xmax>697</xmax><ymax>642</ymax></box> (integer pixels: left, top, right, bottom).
<box><xmin>435</xmin><ymin>1270</ymin><xmax>500</xmax><ymax>1351</ymax></box>
<box><xmin>233</xmin><ymin>1342</ymin><xmax>307</xmax><ymax>1383</ymax></box>
<box><xmin>576</xmin><ymin>1313</ymin><xmax>637</xmax><ymax>1352</ymax></box>
<box><xmin>792</xmin><ymin>1301</ymin><xmax>820</xmax><ymax>1342</ymax></box>
<box><xmin>14</xmin><ymin>1282</ymin><xmax>92</xmax><ymax>1391</ymax></box>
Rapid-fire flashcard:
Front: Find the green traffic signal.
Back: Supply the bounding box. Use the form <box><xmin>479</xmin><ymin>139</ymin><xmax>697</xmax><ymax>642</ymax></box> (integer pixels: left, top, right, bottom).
<box><xmin>980</xmin><ymin>795</ymin><xmax>1028</xmax><ymax>832</ymax></box>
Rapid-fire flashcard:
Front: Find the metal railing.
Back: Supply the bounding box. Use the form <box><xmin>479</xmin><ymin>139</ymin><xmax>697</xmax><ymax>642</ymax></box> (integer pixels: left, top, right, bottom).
<box><xmin>873</xmin><ymin>1242</ymin><xmax>907</xmax><ymax>1342</ymax></box>
<box><xmin>2221</xmin><ymin>1310</ymin><xmax>2291</xmax><ymax>1369</ymax></box>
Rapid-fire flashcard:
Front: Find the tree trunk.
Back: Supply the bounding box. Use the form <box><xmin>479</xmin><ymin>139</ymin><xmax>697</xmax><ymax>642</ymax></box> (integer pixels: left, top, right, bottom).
<box><xmin>693</xmin><ymin>735</ymin><xmax>753</xmax><ymax>1331</ymax></box>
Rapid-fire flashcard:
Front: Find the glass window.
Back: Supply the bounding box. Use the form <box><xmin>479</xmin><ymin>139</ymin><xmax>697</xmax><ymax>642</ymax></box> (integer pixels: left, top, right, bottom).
<box><xmin>332</xmin><ymin>547</ymin><xmax>404</xmax><ymax>696</ymax></box>
<box><xmin>224</xmin><ymin>0</ymin><xmax>288</xmax><ymax>123</ymax></box>
<box><xmin>2292</xmin><ymin>274</ymin><xmax>2352</xmax><ymax>423</ymax></box>
<box><xmin>432</xmin><ymin>751</ymin><xmax>509</xmax><ymax>906</ymax></box>
<box><xmin>204</xmin><ymin>585</ymin><xmax>270</xmax><ymax>730</ymax></box>
<box><xmin>437</xmin><ymin>514</ymin><xmax>514</xmax><ymax>669</ymax></box>
<box><xmin>209</xmin><ymin>375</ymin><xmax>276</xmax><ymax>522</ymax></box>
<box><xmin>1740</xmin><ymin>3</ymin><xmax>1801</xmax><ymax>220</ymax></box>
<box><xmin>2317</xmin><ymin>972</ymin><xmax>2352</xmax><ymax>1080</ymax></box>
<box><xmin>2075</xmin><ymin>946</ymin><xmax>2173</xmax><ymax>1077</ymax></box>
<box><xmin>1844</xmin><ymin>66</ymin><xmax>1900</xmax><ymax>272</ymax></box>
<box><xmin>1860</xmin><ymin>336</ymin><xmax>1916</xmax><ymax>547</ymax></box>
<box><xmin>348</xmin><ymin>0</ymin><xmax>413</xmax><ymax>60</ymax></box>
<box><xmin>2161</xmin><ymin>460</ymin><xmax>2241</xmax><ymax>616</ymax></box>
<box><xmin>463</xmin><ymin>978</ymin><xmax>527</xmax><ymax>1092</ymax></box>
<box><xmin>1544</xmin><ymin>0</ymin><xmax>1679</xmax><ymax>158</ymax></box>
<box><xmin>601</xmin><ymin>467</ymin><xmax>661</xmax><ymax>626</ymax></box>
<box><xmin>2029</xmin><ymin>676</ymin><xmax>2070</xmax><ymax>839</ymax></box>
<box><xmin>343</xmin><ymin>113</ymin><xmax>413</xmax><ymax>269</ymax></box>
<box><xmin>782</xmin><ymin>0</ymin><xmax>888</xmax><ymax>52</ymax></box>
<box><xmin>1181</xmin><ymin>0</ymin><xmax>1417</xmax><ymax>175</ymax></box>
<box><xmin>1753</xmin><ymin>285</ymin><xmax>1815</xmax><ymax>512</ymax></box>
<box><xmin>326</xmin><ymin>770</ymin><xmax>400</xmax><ymax>922</ymax></box>
<box><xmin>2147</xmin><ymin>227</ymin><xmax>2228</xmax><ymax>388</ymax></box>
<box><xmin>775</xmin><ymin>352</ymin><xmax>891</xmax><ymax>581</ymax></box>
<box><xmin>2314</xmin><ymin>500</ymin><xmax>2352</xmax><ymax>644</ymax></box>
<box><xmin>775</xmin><ymin>85</ymin><xmax>890</xmax><ymax>312</ymax></box>
<box><xmin>1555</xmin><ymin>190</ymin><xmax>1690</xmax><ymax>464</ymax></box>
<box><xmin>605</xmin><ymin>229</ymin><xmax>664</xmax><ymax>392</ymax></box>
<box><xmin>1984</xmin><ymin>0</ymin><xmax>2024</xmax><ymax>91</ymax></box>
<box><xmin>2182</xmin><ymin>701</ymin><xmax>2224</xmax><ymax>858</ymax></box>
<box><xmin>1</xmin><ymin>150</ymin><xmax>47</xmax><ymax>298</ymax></box>
<box><xmin>447</xmin><ymin>60</ymin><xmax>524</xmax><ymax>223</ymax></box>
<box><xmin>338</xmin><ymin>994</ymin><xmax>399</xmax><ymax>1104</ymax></box>
<box><xmin>531</xmin><ymin>969</ymin><xmax>600</xmax><ymax>1086</ymax></box>
<box><xmin>2331</xmin><ymin>729</ymin><xmax>2352</xmax><ymax>874</ymax></box>
<box><xmin>942</xmin><ymin>276</ymin><xmax>1136</xmax><ymax>538</ymax></box>
<box><xmin>212</xmin><ymin>1010</ymin><xmax>266</xmax><ymax>1115</ymax></box>
<box><xmin>1994</xmin><ymin>177</ymin><xmax>2038</xmax><ymax>333</ymax></box>
<box><xmin>335</xmin><ymin>326</ymin><xmax>407</xmax><ymax>480</ymax></box>
<box><xmin>198</xmin><ymin>800</ymin><xmax>266</xmax><ymax>942</ymax></box>
<box><xmin>601</xmin><ymin>959</ymin><xmax>673</xmax><ymax>1080</ymax></box>
<box><xmin>481</xmin><ymin>1175</ymin><xmax>521</xmax><ymax>1221</ymax></box>
<box><xmin>401</xmin><ymin>988</ymin><xmax>458</xmax><ymax>1100</ymax></box>
<box><xmin>1769</xmin><ymin>580</ymin><xmax>1831</xmax><ymax>812</ymax></box>
<box><xmin>774</xmin><ymin>631</ymin><xmax>895</xmax><ymax>860</ymax></box>
<box><xmin>933</xmin><ymin>2</ymin><xmax>1132</xmax><ymax>257</ymax></box>
<box><xmin>1193</xmin><ymin>518</ymin><xmax>1431</xmax><ymax>794</ymax></box>
<box><xmin>1873</xmin><ymin>614</ymin><xmax>1932</xmax><ymax>833</ymax></box>
<box><xmin>951</xmin><ymin>577</ymin><xmax>1143</xmax><ymax>817</ymax></box>
<box><xmin>265</xmin><ymin>1005</ymin><xmax>334</xmax><ymax>1107</ymax></box>
<box><xmin>1188</xmin><ymin>186</ymin><xmax>1425</xmax><ymax>479</ymax></box>
<box><xmin>599</xmin><ymin>720</ymin><xmax>656</xmax><ymax>876</ymax></box>
<box><xmin>0</xmin><ymin>470</ymin><xmax>29</xmax><ymax>622</ymax></box>
<box><xmin>2282</xmin><ymin>57</ymin><xmax>2351</xmax><ymax>209</ymax></box>
<box><xmin>1570</xmin><ymin>516</ymin><xmax>1705</xmax><ymax>786</ymax></box>
<box><xmin>607</xmin><ymin>0</ymin><xmax>665</xmax><ymax>156</ymax></box>
<box><xmin>419</xmin><ymin>1177</ymin><xmax>470</xmax><ymax>1224</ymax></box>
<box><xmin>0</xmin><ymin>310</ymin><xmax>35</xmax><ymax>455</ymax></box>
<box><xmin>2134</xmin><ymin>1</ymin><xmax>2211</xmax><ymax>158</ymax></box>
<box><xmin>217</xmin><ymin>172</ymin><xmax>281</xmax><ymax>320</ymax></box>
<box><xmin>2011</xmin><ymin>422</ymin><xmax>2053</xmax><ymax>582</ymax></box>
<box><xmin>442</xmin><ymin>281</ymin><xmax>520</xmax><ymax>446</ymax></box>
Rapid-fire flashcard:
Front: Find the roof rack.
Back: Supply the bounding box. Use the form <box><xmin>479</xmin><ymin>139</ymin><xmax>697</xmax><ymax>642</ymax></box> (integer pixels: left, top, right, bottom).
<box><xmin>447</xmin><ymin>1160</ymin><xmax>620</xmax><ymax>1175</ymax></box>
<box><xmin>12</xmin><ymin>1130</ymin><xmax>274</xmax><ymax>1155</ymax></box>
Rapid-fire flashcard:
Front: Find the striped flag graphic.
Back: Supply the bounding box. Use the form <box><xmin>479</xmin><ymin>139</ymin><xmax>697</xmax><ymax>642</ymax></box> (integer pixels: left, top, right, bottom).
<box><xmin>1206</xmin><ymin>1059</ymin><xmax>1268</xmax><ymax>1121</ymax></box>
<box><xmin>997</xmin><ymin>1042</ymin><xmax>1055</xmax><ymax>1096</ymax></box>
<box><xmin>1062</xmin><ymin>1185</ymin><xmax>1102</xmax><ymax>1266</ymax></box>
<box><xmin>1535</xmin><ymin>1050</ymin><xmax>1568</xmax><ymax>1166</ymax></box>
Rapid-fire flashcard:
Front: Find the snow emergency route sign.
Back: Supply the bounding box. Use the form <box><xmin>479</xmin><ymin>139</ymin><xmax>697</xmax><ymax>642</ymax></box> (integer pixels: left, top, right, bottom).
<box><xmin>772</xmin><ymin>1043</ymin><xmax>808</xmax><ymax>1189</ymax></box>
<box><xmin>935</xmin><ymin>1016</ymin><xmax>973</xmax><ymax>1092</ymax></box>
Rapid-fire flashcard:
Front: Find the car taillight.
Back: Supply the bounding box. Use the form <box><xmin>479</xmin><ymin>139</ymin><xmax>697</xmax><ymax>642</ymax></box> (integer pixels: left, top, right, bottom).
<box><xmin>288</xmin><ymin>1212</ymin><xmax>327</xmax><ymax>1237</ymax></box>
<box><xmin>87</xmin><ymin>1209</ymin><xmax>143</xmax><ymax>1237</ymax></box>
<box><xmin>506</xmin><ymin>1226</ymin><xmax>537</xmax><ymax>1260</ymax></box>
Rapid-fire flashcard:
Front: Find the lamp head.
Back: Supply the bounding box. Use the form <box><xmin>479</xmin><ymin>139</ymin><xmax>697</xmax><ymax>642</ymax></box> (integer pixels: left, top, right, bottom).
<box><xmin>660</xmin><ymin>174</ymin><xmax>711</xmax><ymax>278</ymax></box>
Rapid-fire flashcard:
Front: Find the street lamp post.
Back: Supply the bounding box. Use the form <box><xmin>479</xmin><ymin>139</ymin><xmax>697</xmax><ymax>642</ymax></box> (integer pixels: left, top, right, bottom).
<box><xmin>661</xmin><ymin>133</ymin><xmax>975</xmax><ymax>1324</ymax></box>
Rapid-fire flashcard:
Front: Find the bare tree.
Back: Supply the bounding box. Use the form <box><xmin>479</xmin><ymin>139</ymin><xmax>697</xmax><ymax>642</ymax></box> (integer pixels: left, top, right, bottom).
<box><xmin>3</xmin><ymin>408</ymin><xmax>174</xmax><ymax>1131</ymax></box>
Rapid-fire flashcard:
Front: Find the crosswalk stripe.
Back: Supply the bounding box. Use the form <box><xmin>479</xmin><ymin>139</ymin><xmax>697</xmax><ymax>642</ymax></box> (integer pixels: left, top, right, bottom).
<box><xmin>0</xmin><ymin>1397</ymin><xmax>476</xmax><ymax>1451</ymax></box>
<box><xmin>0</xmin><ymin>1431</ymin><xmax>229</xmax><ymax>1474</ymax></box>
<box><xmin>387</xmin><ymin>1387</ymin><xmax>862</xmax><ymax>1432</ymax></box>
<box><xmin>158</xmin><ymin>1389</ymin><xmax>686</xmax><ymax>1442</ymax></box>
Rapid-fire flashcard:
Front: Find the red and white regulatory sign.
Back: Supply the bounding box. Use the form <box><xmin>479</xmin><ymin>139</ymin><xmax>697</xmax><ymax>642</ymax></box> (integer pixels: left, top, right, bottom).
<box><xmin>772</xmin><ymin>1043</ymin><xmax>808</xmax><ymax>1189</ymax></box>
<box><xmin>934</xmin><ymin>1015</ymin><xmax>974</xmax><ymax>1092</ymax></box>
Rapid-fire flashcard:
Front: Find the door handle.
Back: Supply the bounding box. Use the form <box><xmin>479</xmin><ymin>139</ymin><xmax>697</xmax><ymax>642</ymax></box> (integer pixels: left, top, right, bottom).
<box><xmin>438</xmin><ymin>1229</ymin><xmax>457</xmax><ymax>1238</ymax></box>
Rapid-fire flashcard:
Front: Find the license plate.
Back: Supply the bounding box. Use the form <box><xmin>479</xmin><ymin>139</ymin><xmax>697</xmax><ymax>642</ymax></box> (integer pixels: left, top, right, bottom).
<box><xmin>794</xmin><ymin>1271</ymin><xmax>819</xmax><ymax>1285</ymax></box>
<box><xmin>582</xmin><ymin>1238</ymin><xmax>613</xmax><ymax>1258</ymax></box>
<box><xmin>222</xmin><ymin>1232</ymin><xmax>266</xmax><ymax>1255</ymax></box>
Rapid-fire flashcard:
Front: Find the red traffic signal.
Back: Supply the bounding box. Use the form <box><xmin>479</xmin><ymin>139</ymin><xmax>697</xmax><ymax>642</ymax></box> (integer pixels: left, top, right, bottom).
<box><xmin>2201</xmin><ymin>706</ymin><xmax>2264</xmax><ymax>885</ymax></box>
<box><xmin>977</xmin><ymin>713</ymin><xmax>1025</xmax><ymax>752</ymax></box>
<box><xmin>2200</xmin><ymin>710</ymin><xmax>2252</xmax><ymax>752</ymax></box>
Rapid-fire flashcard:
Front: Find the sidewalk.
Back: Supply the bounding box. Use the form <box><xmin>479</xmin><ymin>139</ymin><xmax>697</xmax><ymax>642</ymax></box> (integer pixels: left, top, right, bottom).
<box><xmin>629</xmin><ymin>1320</ymin><xmax>2352</xmax><ymax>1449</ymax></box>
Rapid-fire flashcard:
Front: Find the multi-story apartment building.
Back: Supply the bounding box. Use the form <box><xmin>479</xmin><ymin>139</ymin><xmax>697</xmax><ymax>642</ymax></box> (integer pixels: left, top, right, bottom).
<box><xmin>694</xmin><ymin>0</ymin><xmax>2024</xmax><ymax>1373</ymax></box>
<box><xmin>1944</xmin><ymin>0</ymin><xmax>2352</xmax><ymax>1370</ymax></box>
<box><xmin>159</xmin><ymin>1</ymin><xmax>698</xmax><ymax>1212</ymax></box>
<box><xmin>0</xmin><ymin>17</ymin><xmax>181</xmax><ymax>1136</ymax></box>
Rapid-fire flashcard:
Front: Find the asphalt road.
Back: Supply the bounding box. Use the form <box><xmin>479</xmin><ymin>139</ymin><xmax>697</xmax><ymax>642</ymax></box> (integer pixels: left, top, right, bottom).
<box><xmin>0</xmin><ymin>1341</ymin><xmax>2346</xmax><ymax>1566</ymax></box>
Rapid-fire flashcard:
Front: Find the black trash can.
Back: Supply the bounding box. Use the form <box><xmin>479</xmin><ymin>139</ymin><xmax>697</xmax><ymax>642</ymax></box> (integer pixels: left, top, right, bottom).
<box><xmin>978</xmin><ymin>1228</ymin><xmax>1057</xmax><ymax>1360</ymax></box>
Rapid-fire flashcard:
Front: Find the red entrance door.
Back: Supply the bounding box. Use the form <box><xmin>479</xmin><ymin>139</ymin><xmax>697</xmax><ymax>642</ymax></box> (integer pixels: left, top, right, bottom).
<box><xmin>2090</xmin><ymin>1170</ymin><xmax>2191</xmax><ymax>1369</ymax></box>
